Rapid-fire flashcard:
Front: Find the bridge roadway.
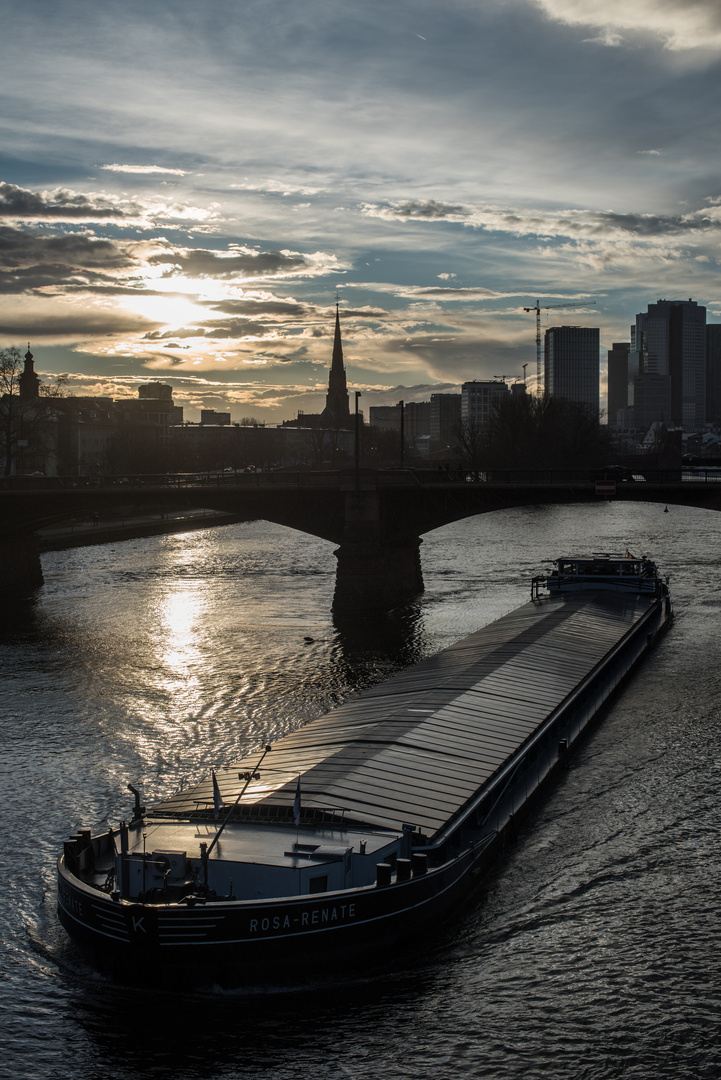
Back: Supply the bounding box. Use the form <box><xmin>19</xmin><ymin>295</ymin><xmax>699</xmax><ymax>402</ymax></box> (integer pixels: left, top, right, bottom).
<box><xmin>2</xmin><ymin>468</ymin><xmax>719</xmax><ymax>609</ymax></box>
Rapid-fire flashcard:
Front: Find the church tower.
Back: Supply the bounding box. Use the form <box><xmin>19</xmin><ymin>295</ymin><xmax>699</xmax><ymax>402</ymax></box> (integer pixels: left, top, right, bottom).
<box><xmin>322</xmin><ymin>305</ymin><xmax>351</xmax><ymax>427</ymax></box>
<box><xmin>19</xmin><ymin>345</ymin><xmax>40</xmax><ymax>400</ymax></box>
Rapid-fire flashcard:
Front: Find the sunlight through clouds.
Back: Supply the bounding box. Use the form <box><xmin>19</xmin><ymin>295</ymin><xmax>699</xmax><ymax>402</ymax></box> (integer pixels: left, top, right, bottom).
<box><xmin>531</xmin><ymin>0</ymin><xmax>721</xmax><ymax>52</ymax></box>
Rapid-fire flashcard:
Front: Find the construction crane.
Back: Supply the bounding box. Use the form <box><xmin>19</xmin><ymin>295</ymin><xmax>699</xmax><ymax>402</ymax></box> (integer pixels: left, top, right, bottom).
<box><xmin>523</xmin><ymin>300</ymin><xmax>596</xmax><ymax>395</ymax></box>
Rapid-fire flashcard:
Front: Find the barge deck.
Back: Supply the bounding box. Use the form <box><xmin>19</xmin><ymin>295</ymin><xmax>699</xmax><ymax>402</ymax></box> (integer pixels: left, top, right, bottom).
<box><xmin>58</xmin><ymin>556</ymin><xmax>672</xmax><ymax>983</ymax></box>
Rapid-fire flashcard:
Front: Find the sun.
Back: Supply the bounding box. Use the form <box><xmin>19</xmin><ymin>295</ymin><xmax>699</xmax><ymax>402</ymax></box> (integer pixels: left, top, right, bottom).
<box><xmin>122</xmin><ymin>291</ymin><xmax>211</xmax><ymax>331</ymax></box>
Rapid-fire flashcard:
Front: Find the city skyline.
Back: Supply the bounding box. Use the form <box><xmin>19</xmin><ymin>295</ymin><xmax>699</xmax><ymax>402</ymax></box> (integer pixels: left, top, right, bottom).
<box><xmin>2</xmin><ymin>0</ymin><xmax>721</xmax><ymax>422</ymax></box>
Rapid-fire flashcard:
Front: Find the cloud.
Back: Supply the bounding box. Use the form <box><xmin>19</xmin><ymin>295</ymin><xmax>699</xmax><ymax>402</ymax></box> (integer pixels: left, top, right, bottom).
<box><xmin>0</xmin><ymin>309</ymin><xmax>152</xmax><ymax>338</ymax></box>
<box><xmin>206</xmin><ymin>297</ymin><xmax>312</xmax><ymax>318</ymax></box>
<box><xmin>148</xmin><ymin>245</ymin><xmax>339</xmax><ymax>280</ymax></box>
<box><xmin>0</xmin><ymin>182</ymin><xmax>141</xmax><ymax>221</ymax></box>
<box><xmin>361</xmin><ymin>199</ymin><xmax>470</xmax><ymax>223</ymax></box>
<box><xmin>101</xmin><ymin>164</ymin><xmax>189</xmax><ymax>175</ymax></box>
<box><xmin>142</xmin><ymin>319</ymin><xmax>279</xmax><ymax>341</ymax></box>
<box><xmin>346</xmin><ymin>281</ymin><xmax>531</xmax><ymax>302</ymax></box>
<box><xmin>0</xmin><ymin>181</ymin><xmax>218</xmax><ymax>228</ymax></box>
<box><xmin>0</xmin><ymin>226</ymin><xmax>140</xmax><ymax>294</ymax></box>
<box><xmin>231</xmin><ymin>178</ymin><xmax>325</xmax><ymax>197</ymax></box>
<box><xmin>530</xmin><ymin>0</ymin><xmax>721</xmax><ymax>52</ymax></box>
<box><xmin>362</xmin><ymin>198</ymin><xmax>721</xmax><ymax>240</ymax></box>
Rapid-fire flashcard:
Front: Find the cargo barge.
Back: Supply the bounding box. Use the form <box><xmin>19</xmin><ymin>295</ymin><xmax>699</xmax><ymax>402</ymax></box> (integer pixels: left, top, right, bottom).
<box><xmin>58</xmin><ymin>555</ymin><xmax>672</xmax><ymax>983</ymax></box>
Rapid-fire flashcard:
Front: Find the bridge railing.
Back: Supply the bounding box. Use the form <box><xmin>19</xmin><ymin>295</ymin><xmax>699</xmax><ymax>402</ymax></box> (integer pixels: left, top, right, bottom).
<box><xmin>4</xmin><ymin>466</ymin><xmax>719</xmax><ymax>492</ymax></box>
<box><xmin>408</xmin><ymin>467</ymin><xmax>688</xmax><ymax>485</ymax></box>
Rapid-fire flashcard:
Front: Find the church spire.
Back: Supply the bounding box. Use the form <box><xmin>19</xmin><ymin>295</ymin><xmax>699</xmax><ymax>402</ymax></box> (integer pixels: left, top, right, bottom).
<box><xmin>323</xmin><ymin>303</ymin><xmax>351</xmax><ymax>426</ymax></box>
<box><xmin>331</xmin><ymin>303</ymin><xmax>344</xmax><ymax>374</ymax></box>
<box><xmin>19</xmin><ymin>343</ymin><xmax>40</xmax><ymax>400</ymax></box>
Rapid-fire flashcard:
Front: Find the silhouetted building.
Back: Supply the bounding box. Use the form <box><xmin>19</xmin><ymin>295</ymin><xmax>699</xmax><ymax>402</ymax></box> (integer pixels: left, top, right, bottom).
<box><xmin>461</xmin><ymin>380</ymin><xmax>510</xmax><ymax>429</ymax></box>
<box><xmin>607</xmin><ymin>342</ymin><xmax>630</xmax><ymax>425</ymax></box>
<box><xmin>321</xmin><ymin>304</ymin><xmax>351</xmax><ymax>427</ymax></box>
<box><xmin>405</xmin><ymin>401</ymin><xmax>431</xmax><ymax>441</ymax></box>
<box><xmin>369</xmin><ymin>401</ymin><xmax>431</xmax><ymax>441</ymax></box>
<box><xmin>632</xmin><ymin>374</ymin><xmax>671</xmax><ymax>433</ymax></box>
<box><xmin>632</xmin><ymin>299</ymin><xmax>706</xmax><ymax>431</ymax></box>
<box><xmin>430</xmin><ymin>393</ymin><xmax>461</xmax><ymax>448</ymax></box>
<box><xmin>544</xmin><ymin>326</ymin><xmax>600</xmax><ymax>415</ymax></box>
<box><xmin>706</xmin><ymin>323</ymin><xmax>721</xmax><ymax>427</ymax></box>
<box><xmin>19</xmin><ymin>346</ymin><xmax>40</xmax><ymax>400</ymax></box>
<box><xmin>201</xmin><ymin>409</ymin><xmax>231</xmax><ymax>425</ymax></box>
<box><xmin>369</xmin><ymin>405</ymin><xmax>401</xmax><ymax>431</ymax></box>
<box><xmin>285</xmin><ymin>305</ymin><xmax>352</xmax><ymax>429</ymax></box>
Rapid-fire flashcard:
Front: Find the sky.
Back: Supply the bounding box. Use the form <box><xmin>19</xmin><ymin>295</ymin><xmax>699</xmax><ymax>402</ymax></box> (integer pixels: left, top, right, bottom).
<box><xmin>2</xmin><ymin>0</ymin><xmax>721</xmax><ymax>423</ymax></box>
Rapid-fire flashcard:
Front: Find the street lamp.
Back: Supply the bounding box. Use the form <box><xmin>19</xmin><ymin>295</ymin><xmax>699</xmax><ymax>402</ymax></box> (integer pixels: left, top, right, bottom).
<box><xmin>398</xmin><ymin>399</ymin><xmax>404</xmax><ymax>468</ymax></box>
<box><xmin>354</xmin><ymin>391</ymin><xmax>362</xmax><ymax>488</ymax></box>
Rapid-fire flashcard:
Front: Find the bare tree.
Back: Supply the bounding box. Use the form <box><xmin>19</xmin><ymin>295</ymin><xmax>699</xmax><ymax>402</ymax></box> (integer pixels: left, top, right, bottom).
<box><xmin>0</xmin><ymin>347</ymin><xmax>27</xmax><ymax>475</ymax></box>
<box><xmin>0</xmin><ymin>348</ymin><xmax>66</xmax><ymax>475</ymax></box>
<box><xmin>454</xmin><ymin>418</ymin><xmax>488</xmax><ymax>471</ymax></box>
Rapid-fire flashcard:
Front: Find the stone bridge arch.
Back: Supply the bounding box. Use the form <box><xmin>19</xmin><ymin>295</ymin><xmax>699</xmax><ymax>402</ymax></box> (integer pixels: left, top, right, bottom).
<box><xmin>2</xmin><ymin>468</ymin><xmax>720</xmax><ymax>609</ymax></box>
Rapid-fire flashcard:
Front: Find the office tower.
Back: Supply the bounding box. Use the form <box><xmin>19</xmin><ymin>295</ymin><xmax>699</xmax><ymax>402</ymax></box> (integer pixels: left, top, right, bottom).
<box><xmin>430</xmin><ymin>393</ymin><xmax>461</xmax><ymax>447</ymax></box>
<box><xmin>461</xmin><ymin>381</ymin><xmax>510</xmax><ymax>429</ymax></box>
<box><xmin>706</xmin><ymin>323</ymin><xmax>721</xmax><ymax>427</ymax></box>
<box><xmin>632</xmin><ymin>299</ymin><xmax>706</xmax><ymax>431</ymax></box>
<box><xmin>544</xmin><ymin>326</ymin><xmax>600</xmax><ymax>415</ymax></box>
<box><xmin>607</xmin><ymin>342</ymin><xmax>630</xmax><ymax>425</ymax></box>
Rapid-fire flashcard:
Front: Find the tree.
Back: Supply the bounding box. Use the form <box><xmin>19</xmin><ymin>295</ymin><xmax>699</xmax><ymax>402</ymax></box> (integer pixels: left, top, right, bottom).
<box><xmin>0</xmin><ymin>347</ymin><xmax>68</xmax><ymax>475</ymax></box>
<box><xmin>1</xmin><ymin>347</ymin><xmax>29</xmax><ymax>475</ymax></box>
<box><xmin>454</xmin><ymin>418</ymin><xmax>488</xmax><ymax>471</ymax></box>
<box><xmin>485</xmin><ymin>393</ymin><xmax>613</xmax><ymax>471</ymax></box>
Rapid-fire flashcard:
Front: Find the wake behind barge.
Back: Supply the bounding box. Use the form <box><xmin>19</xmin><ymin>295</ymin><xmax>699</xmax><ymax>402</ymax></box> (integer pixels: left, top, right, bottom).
<box><xmin>58</xmin><ymin>555</ymin><xmax>672</xmax><ymax>983</ymax></box>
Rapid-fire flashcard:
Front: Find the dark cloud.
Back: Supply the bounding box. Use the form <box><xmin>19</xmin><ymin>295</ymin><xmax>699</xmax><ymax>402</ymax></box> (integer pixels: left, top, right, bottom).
<box><xmin>148</xmin><ymin>247</ymin><xmax>310</xmax><ymax>279</ymax></box>
<box><xmin>0</xmin><ymin>226</ymin><xmax>130</xmax><ymax>269</ymax></box>
<box><xmin>0</xmin><ymin>182</ymin><xmax>140</xmax><ymax>220</ymax></box>
<box><xmin>0</xmin><ymin>226</ymin><xmax>140</xmax><ymax>295</ymax></box>
<box><xmin>204</xmin><ymin>299</ymin><xmax>388</xmax><ymax>320</ymax></box>
<box><xmin>143</xmin><ymin>319</ymin><xmax>277</xmax><ymax>340</ymax></box>
<box><xmin>207</xmin><ymin>298</ymin><xmax>311</xmax><ymax>318</ymax></box>
<box><xmin>363</xmin><ymin>199</ymin><xmax>469</xmax><ymax>221</ymax></box>
<box><xmin>593</xmin><ymin>209</ymin><xmax>713</xmax><ymax>235</ymax></box>
<box><xmin>340</xmin><ymin>307</ymin><xmax>389</xmax><ymax>318</ymax></box>
<box><xmin>0</xmin><ymin>311</ymin><xmax>151</xmax><ymax>336</ymax></box>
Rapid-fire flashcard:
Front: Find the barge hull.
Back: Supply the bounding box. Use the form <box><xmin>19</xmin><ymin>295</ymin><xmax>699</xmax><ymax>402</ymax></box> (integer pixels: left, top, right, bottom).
<box><xmin>58</xmin><ymin>572</ymin><xmax>672</xmax><ymax>983</ymax></box>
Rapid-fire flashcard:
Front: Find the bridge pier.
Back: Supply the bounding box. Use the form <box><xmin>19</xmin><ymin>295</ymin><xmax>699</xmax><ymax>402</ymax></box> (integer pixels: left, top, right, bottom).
<box><xmin>333</xmin><ymin>538</ymin><xmax>423</xmax><ymax>612</ymax></box>
<box><xmin>0</xmin><ymin>534</ymin><xmax>44</xmax><ymax>596</ymax></box>
<box><xmin>332</xmin><ymin>475</ymin><xmax>424</xmax><ymax>611</ymax></box>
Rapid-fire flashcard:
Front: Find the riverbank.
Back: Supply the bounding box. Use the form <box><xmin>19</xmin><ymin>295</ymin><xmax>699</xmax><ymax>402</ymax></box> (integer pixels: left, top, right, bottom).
<box><xmin>37</xmin><ymin>509</ymin><xmax>245</xmax><ymax>552</ymax></box>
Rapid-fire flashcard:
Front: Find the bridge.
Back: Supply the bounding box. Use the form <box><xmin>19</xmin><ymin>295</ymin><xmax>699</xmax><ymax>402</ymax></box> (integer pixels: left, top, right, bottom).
<box><xmin>2</xmin><ymin>468</ymin><xmax>720</xmax><ymax>610</ymax></box>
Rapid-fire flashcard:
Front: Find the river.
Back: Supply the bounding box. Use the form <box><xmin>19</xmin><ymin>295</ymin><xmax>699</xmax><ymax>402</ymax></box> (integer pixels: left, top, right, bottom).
<box><xmin>1</xmin><ymin>500</ymin><xmax>720</xmax><ymax>1079</ymax></box>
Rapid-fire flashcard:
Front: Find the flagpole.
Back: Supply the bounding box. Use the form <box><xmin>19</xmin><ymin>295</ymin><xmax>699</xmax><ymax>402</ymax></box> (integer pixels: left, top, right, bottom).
<box><xmin>202</xmin><ymin>745</ymin><xmax>272</xmax><ymax>879</ymax></box>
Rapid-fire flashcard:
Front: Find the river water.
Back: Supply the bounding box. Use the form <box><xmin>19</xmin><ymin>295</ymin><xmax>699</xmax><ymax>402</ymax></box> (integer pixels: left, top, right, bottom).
<box><xmin>1</xmin><ymin>501</ymin><xmax>720</xmax><ymax>1080</ymax></box>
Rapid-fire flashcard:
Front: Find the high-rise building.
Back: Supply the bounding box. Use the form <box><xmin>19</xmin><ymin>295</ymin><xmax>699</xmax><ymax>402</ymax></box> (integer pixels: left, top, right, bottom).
<box><xmin>544</xmin><ymin>326</ymin><xmax>600</xmax><ymax>415</ymax></box>
<box><xmin>631</xmin><ymin>299</ymin><xmax>706</xmax><ymax>431</ymax></box>
<box><xmin>706</xmin><ymin>323</ymin><xmax>721</xmax><ymax>427</ymax></box>
<box><xmin>405</xmin><ymin>401</ymin><xmax>431</xmax><ymax>441</ymax></box>
<box><xmin>607</xmin><ymin>342</ymin><xmax>630</xmax><ymax>425</ymax></box>
<box><xmin>430</xmin><ymin>393</ymin><xmax>461</xmax><ymax>447</ymax></box>
<box><xmin>461</xmin><ymin>380</ymin><xmax>510</xmax><ymax>429</ymax></box>
<box><xmin>368</xmin><ymin>405</ymin><xmax>401</xmax><ymax>431</ymax></box>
